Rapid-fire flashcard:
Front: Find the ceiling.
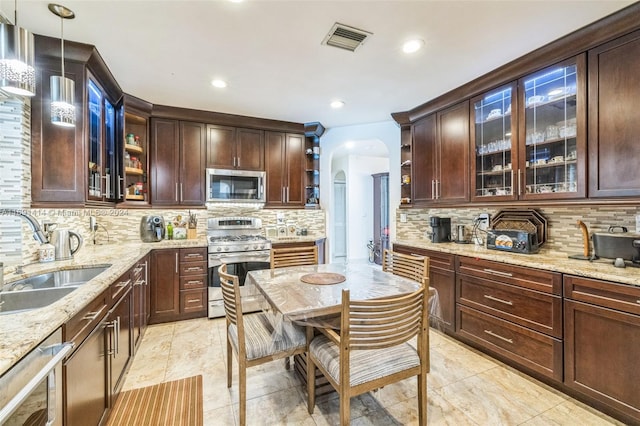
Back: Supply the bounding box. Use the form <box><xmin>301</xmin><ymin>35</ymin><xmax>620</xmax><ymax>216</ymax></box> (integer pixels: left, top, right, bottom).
<box><xmin>2</xmin><ymin>0</ymin><xmax>635</xmax><ymax>129</ymax></box>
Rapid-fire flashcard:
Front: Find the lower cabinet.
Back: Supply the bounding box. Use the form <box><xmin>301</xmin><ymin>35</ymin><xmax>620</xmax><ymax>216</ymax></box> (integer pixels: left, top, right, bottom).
<box><xmin>392</xmin><ymin>244</ymin><xmax>456</xmax><ymax>333</ymax></box>
<box><xmin>132</xmin><ymin>256</ymin><xmax>149</xmax><ymax>352</ymax></box>
<box><xmin>150</xmin><ymin>247</ymin><xmax>207</xmax><ymax>324</ymax></box>
<box><xmin>106</xmin><ymin>286</ymin><xmax>133</xmax><ymax>406</ymax></box>
<box><xmin>455</xmin><ymin>256</ymin><xmax>563</xmax><ymax>381</ymax></box>
<box><xmin>564</xmin><ymin>275</ymin><xmax>640</xmax><ymax>424</ymax></box>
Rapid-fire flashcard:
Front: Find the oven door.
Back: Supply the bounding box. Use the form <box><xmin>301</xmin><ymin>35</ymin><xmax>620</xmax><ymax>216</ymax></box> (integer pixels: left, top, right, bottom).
<box><xmin>208</xmin><ymin>250</ymin><xmax>270</xmax><ymax>318</ymax></box>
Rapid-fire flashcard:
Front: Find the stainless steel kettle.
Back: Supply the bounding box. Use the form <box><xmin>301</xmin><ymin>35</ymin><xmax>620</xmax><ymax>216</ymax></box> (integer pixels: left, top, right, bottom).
<box><xmin>49</xmin><ymin>229</ymin><xmax>83</xmax><ymax>260</ymax></box>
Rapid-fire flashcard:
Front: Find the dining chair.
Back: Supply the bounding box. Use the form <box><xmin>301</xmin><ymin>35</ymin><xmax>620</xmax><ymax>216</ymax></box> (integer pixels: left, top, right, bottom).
<box><xmin>218</xmin><ymin>264</ymin><xmax>307</xmax><ymax>426</ymax></box>
<box><xmin>270</xmin><ymin>245</ymin><xmax>318</xmax><ymax>268</ymax></box>
<box><xmin>382</xmin><ymin>248</ymin><xmax>429</xmax><ymax>286</ymax></box>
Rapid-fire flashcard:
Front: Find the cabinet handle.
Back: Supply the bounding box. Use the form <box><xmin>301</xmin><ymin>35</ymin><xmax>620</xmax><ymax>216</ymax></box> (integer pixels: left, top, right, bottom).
<box><xmin>184</xmin><ymin>253</ymin><xmax>201</xmax><ymax>258</ymax></box>
<box><xmin>106</xmin><ymin>320</ymin><xmax>116</xmax><ymax>356</ymax></box>
<box><xmin>236</xmin><ymin>157</ymin><xmax>240</xmax><ymax>168</ymax></box>
<box><xmin>180</xmin><ymin>183</ymin><xmax>183</xmax><ymax>201</ymax></box>
<box><xmin>101</xmin><ymin>174</ymin><xmax>110</xmax><ymax>197</ymax></box>
<box><xmin>483</xmin><ymin>268</ymin><xmax>513</xmax><ymax>278</ymax></box>
<box><xmin>186</xmin><ymin>299</ymin><xmax>201</xmax><ymax>304</ymax></box>
<box><xmin>116</xmin><ymin>317</ymin><xmax>120</xmax><ymax>355</ymax></box>
<box><xmin>175</xmin><ymin>253</ymin><xmax>179</xmax><ymax>274</ymax></box>
<box><xmin>517</xmin><ymin>169</ymin><xmax>522</xmax><ymax>196</ymax></box>
<box><xmin>286</xmin><ymin>187</ymin><xmax>289</xmax><ymax>202</ymax></box>
<box><xmin>114</xmin><ymin>279</ymin><xmax>131</xmax><ymax>288</ymax></box>
<box><xmin>82</xmin><ymin>306</ymin><xmax>106</xmax><ymax>322</ymax></box>
<box><xmin>186</xmin><ymin>280</ymin><xmax>201</xmax><ymax>285</ymax></box>
<box><xmin>134</xmin><ymin>279</ymin><xmax>144</xmax><ymax>286</ymax></box>
<box><xmin>185</xmin><ymin>267</ymin><xmax>202</xmax><ymax>272</ymax></box>
<box><xmin>636</xmin><ymin>300</ymin><xmax>640</xmax><ymax>304</ymax></box>
<box><xmin>431</xmin><ymin>180</ymin><xmax>435</xmax><ymax>200</ymax></box>
<box><xmin>436</xmin><ymin>180</ymin><xmax>440</xmax><ymax>199</ymax></box>
<box><xmin>484</xmin><ymin>329</ymin><xmax>513</xmax><ymax>344</ymax></box>
<box><xmin>144</xmin><ymin>261</ymin><xmax>148</xmax><ymax>285</ymax></box>
<box><xmin>484</xmin><ymin>294</ymin><xmax>513</xmax><ymax>306</ymax></box>
<box><xmin>118</xmin><ymin>176</ymin><xmax>124</xmax><ymax>200</ymax></box>
<box><xmin>175</xmin><ymin>183</ymin><xmax>179</xmax><ymax>201</ymax></box>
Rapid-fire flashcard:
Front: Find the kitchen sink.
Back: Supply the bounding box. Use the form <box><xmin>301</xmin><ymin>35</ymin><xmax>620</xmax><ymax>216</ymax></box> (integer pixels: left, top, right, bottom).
<box><xmin>0</xmin><ymin>265</ymin><xmax>111</xmax><ymax>315</ymax></box>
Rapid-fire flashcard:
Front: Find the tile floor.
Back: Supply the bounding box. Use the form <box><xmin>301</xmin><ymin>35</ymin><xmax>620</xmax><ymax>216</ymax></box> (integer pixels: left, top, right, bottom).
<box><xmin>122</xmin><ymin>318</ymin><xmax>624</xmax><ymax>425</ymax></box>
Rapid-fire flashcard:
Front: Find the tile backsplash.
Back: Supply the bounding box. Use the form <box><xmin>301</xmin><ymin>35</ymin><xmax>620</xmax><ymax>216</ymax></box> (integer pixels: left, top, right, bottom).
<box><xmin>396</xmin><ymin>206</ymin><xmax>640</xmax><ymax>256</ymax></box>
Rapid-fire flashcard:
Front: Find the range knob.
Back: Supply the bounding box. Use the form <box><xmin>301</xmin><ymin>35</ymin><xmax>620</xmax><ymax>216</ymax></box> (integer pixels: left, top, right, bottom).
<box><xmin>244</xmin><ymin>245</ymin><xmax>250</xmax><ymax>251</ymax></box>
<box><xmin>224</xmin><ymin>246</ymin><xmax>230</xmax><ymax>252</ymax></box>
<box><xmin>216</xmin><ymin>247</ymin><xmax>222</xmax><ymax>252</ymax></box>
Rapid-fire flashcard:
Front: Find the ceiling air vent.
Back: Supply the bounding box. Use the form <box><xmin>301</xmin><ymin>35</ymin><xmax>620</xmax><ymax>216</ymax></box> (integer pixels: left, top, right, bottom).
<box><xmin>322</xmin><ymin>22</ymin><xmax>372</xmax><ymax>52</ymax></box>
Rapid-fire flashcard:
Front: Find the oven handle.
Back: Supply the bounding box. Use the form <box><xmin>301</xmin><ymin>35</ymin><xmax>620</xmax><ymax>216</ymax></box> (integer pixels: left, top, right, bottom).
<box><xmin>0</xmin><ymin>342</ymin><xmax>74</xmax><ymax>424</ymax></box>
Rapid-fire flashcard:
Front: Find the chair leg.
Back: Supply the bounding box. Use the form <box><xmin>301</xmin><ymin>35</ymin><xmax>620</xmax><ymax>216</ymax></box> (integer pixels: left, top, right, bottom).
<box><xmin>307</xmin><ymin>353</ymin><xmax>316</xmax><ymax>414</ymax></box>
<box><xmin>418</xmin><ymin>371</ymin><xmax>427</xmax><ymax>426</ymax></box>
<box><xmin>226</xmin><ymin>337</ymin><xmax>232</xmax><ymax>388</ymax></box>
<box><xmin>239</xmin><ymin>361</ymin><xmax>247</xmax><ymax>426</ymax></box>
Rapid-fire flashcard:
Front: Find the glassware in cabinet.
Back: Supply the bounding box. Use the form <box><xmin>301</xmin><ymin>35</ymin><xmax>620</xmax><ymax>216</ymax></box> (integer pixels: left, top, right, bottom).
<box><xmin>471</xmin><ymin>83</ymin><xmax>517</xmax><ymax>200</ymax></box>
<box><xmin>124</xmin><ymin>112</ymin><xmax>148</xmax><ymax>202</ymax></box>
<box><xmin>519</xmin><ymin>56</ymin><xmax>585</xmax><ymax>198</ymax></box>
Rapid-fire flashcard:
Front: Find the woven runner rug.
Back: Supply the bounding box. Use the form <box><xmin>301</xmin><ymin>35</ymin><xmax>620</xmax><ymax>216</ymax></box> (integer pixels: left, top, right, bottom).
<box><xmin>106</xmin><ymin>375</ymin><xmax>203</xmax><ymax>426</ymax></box>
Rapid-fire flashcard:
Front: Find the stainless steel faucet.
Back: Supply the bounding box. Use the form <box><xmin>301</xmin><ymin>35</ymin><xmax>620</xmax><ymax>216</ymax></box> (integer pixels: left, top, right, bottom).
<box><xmin>0</xmin><ymin>209</ymin><xmax>49</xmax><ymax>244</ymax></box>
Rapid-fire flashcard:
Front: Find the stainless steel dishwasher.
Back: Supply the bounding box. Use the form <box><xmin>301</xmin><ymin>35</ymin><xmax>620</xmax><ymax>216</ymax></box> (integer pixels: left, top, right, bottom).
<box><xmin>0</xmin><ymin>328</ymin><xmax>73</xmax><ymax>425</ymax></box>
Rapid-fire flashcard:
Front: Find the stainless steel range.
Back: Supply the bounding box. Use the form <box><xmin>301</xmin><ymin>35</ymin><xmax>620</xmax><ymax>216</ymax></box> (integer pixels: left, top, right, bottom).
<box><xmin>207</xmin><ymin>217</ymin><xmax>271</xmax><ymax>318</ymax></box>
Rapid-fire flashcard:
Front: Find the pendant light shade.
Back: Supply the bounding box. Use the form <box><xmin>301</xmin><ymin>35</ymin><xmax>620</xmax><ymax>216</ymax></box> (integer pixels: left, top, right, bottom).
<box><xmin>48</xmin><ymin>3</ymin><xmax>75</xmax><ymax>127</ymax></box>
<box><xmin>0</xmin><ymin>6</ymin><xmax>36</xmax><ymax>96</ymax></box>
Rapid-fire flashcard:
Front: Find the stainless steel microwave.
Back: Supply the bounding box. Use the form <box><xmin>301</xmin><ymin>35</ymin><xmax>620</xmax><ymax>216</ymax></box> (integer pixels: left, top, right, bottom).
<box><xmin>206</xmin><ymin>168</ymin><xmax>266</xmax><ymax>203</ymax></box>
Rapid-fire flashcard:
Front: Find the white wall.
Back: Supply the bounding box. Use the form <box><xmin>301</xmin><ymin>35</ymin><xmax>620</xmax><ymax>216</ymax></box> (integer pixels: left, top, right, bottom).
<box><xmin>320</xmin><ymin>121</ymin><xmax>400</xmax><ymax>263</ymax></box>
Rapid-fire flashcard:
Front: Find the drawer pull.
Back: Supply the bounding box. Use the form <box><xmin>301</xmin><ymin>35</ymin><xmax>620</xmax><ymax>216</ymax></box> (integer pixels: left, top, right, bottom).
<box><xmin>186</xmin><ymin>299</ymin><xmax>201</xmax><ymax>304</ymax></box>
<box><xmin>187</xmin><ymin>280</ymin><xmax>201</xmax><ymax>285</ymax></box>
<box><xmin>184</xmin><ymin>253</ymin><xmax>201</xmax><ymax>258</ymax></box>
<box><xmin>637</xmin><ymin>300</ymin><xmax>640</xmax><ymax>304</ymax></box>
<box><xmin>134</xmin><ymin>279</ymin><xmax>145</xmax><ymax>286</ymax></box>
<box><xmin>483</xmin><ymin>294</ymin><xmax>513</xmax><ymax>306</ymax></box>
<box><xmin>484</xmin><ymin>329</ymin><xmax>513</xmax><ymax>344</ymax></box>
<box><xmin>483</xmin><ymin>268</ymin><xmax>513</xmax><ymax>278</ymax></box>
<box><xmin>114</xmin><ymin>279</ymin><xmax>131</xmax><ymax>288</ymax></box>
<box><xmin>185</xmin><ymin>267</ymin><xmax>202</xmax><ymax>272</ymax></box>
<box><xmin>83</xmin><ymin>306</ymin><xmax>106</xmax><ymax>322</ymax></box>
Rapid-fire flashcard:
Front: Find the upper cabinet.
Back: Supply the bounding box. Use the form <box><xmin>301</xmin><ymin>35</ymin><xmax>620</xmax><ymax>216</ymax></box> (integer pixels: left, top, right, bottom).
<box><xmin>206</xmin><ymin>125</ymin><xmax>264</xmax><ymax>171</ymax></box>
<box><xmin>31</xmin><ymin>35</ymin><xmax>123</xmax><ymax>207</ymax></box>
<box><xmin>122</xmin><ymin>94</ymin><xmax>152</xmax><ymax>206</ymax></box>
<box><xmin>588</xmin><ymin>29</ymin><xmax>640</xmax><ymax>198</ymax></box>
<box><xmin>265</xmin><ymin>131</ymin><xmax>305</xmax><ymax>208</ymax></box>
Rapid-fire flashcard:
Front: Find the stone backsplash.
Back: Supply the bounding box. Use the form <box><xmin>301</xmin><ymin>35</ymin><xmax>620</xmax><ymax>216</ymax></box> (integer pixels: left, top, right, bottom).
<box><xmin>396</xmin><ymin>205</ymin><xmax>640</xmax><ymax>256</ymax></box>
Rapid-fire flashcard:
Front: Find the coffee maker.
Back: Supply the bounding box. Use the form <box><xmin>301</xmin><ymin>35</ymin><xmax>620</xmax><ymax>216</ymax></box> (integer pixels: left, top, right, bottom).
<box><xmin>140</xmin><ymin>215</ymin><xmax>165</xmax><ymax>242</ymax></box>
<box><xmin>430</xmin><ymin>216</ymin><xmax>451</xmax><ymax>243</ymax></box>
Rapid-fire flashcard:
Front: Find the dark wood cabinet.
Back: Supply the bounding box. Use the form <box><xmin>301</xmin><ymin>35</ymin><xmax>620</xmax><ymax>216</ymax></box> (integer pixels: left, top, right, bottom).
<box><xmin>122</xmin><ymin>94</ymin><xmax>152</xmax><ymax>205</ymax></box>
<box><xmin>132</xmin><ymin>256</ymin><xmax>149</xmax><ymax>352</ymax></box>
<box><xmin>206</xmin><ymin>125</ymin><xmax>264</xmax><ymax>170</ymax></box>
<box><xmin>105</xmin><ymin>285</ymin><xmax>132</xmax><ymax>407</ymax></box>
<box><xmin>392</xmin><ymin>244</ymin><xmax>456</xmax><ymax>333</ymax></box>
<box><xmin>265</xmin><ymin>131</ymin><xmax>305</xmax><ymax>207</ymax></box>
<box><xmin>455</xmin><ymin>257</ymin><xmax>563</xmax><ymax>381</ymax></box>
<box><xmin>150</xmin><ymin>119</ymin><xmax>206</xmax><ymax>206</ymax></box>
<box><xmin>588</xmin><ymin>30</ymin><xmax>640</xmax><ymax>198</ymax></box>
<box><xmin>409</xmin><ymin>102</ymin><xmax>469</xmax><ymax>205</ymax></box>
<box><xmin>150</xmin><ymin>248</ymin><xmax>207</xmax><ymax>324</ymax></box>
<box><xmin>564</xmin><ymin>275</ymin><xmax>640</xmax><ymax>424</ymax></box>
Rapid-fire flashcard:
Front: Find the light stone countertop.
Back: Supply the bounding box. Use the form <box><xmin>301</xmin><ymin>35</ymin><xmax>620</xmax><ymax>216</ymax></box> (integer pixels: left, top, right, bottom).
<box><xmin>394</xmin><ymin>239</ymin><xmax>640</xmax><ymax>287</ymax></box>
<box><xmin>0</xmin><ymin>238</ymin><xmax>208</xmax><ymax>377</ymax></box>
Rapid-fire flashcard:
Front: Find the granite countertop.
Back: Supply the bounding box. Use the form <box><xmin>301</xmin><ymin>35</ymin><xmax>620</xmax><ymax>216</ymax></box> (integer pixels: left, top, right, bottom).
<box><xmin>0</xmin><ymin>238</ymin><xmax>208</xmax><ymax>377</ymax></box>
<box><xmin>394</xmin><ymin>239</ymin><xmax>640</xmax><ymax>287</ymax></box>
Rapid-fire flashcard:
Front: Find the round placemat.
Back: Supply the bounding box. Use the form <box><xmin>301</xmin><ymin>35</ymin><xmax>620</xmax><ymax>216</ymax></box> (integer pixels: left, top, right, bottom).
<box><xmin>300</xmin><ymin>272</ymin><xmax>346</xmax><ymax>285</ymax></box>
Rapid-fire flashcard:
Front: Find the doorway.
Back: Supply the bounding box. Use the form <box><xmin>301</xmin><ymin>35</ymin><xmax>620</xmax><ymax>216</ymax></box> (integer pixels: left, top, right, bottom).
<box><xmin>333</xmin><ymin>171</ymin><xmax>347</xmax><ymax>263</ymax></box>
<box><xmin>372</xmin><ymin>172</ymin><xmax>389</xmax><ymax>265</ymax></box>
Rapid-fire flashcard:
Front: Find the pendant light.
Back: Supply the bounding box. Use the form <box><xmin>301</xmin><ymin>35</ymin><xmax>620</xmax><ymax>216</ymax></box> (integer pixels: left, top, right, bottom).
<box><xmin>48</xmin><ymin>3</ymin><xmax>75</xmax><ymax>127</ymax></box>
<box><xmin>0</xmin><ymin>0</ymin><xmax>36</xmax><ymax>96</ymax></box>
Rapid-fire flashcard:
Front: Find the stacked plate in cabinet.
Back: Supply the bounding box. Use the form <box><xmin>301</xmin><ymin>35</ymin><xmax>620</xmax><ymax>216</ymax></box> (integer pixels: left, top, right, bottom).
<box><xmin>490</xmin><ymin>209</ymin><xmax>548</xmax><ymax>247</ymax></box>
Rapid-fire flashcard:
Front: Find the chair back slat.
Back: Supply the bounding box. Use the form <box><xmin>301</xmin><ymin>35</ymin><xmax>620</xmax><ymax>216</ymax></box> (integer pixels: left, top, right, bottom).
<box><xmin>382</xmin><ymin>249</ymin><xmax>429</xmax><ymax>286</ymax></box>
<box><xmin>219</xmin><ymin>264</ymin><xmax>245</xmax><ymax>353</ymax></box>
<box><xmin>271</xmin><ymin>246</ymin><xmax>318</xmax><ymax>269</ymax></box>
<box><xmin>341</xmin><ymin>288</ymin><xmax>426</xmax><ymax>351</ymax></box>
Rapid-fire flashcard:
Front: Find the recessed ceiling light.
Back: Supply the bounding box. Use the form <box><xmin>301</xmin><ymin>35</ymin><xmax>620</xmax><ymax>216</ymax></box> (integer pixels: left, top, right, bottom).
<box><xmin>211</xmin><ymin>79</ymin><xmax>227</xmax><ymax>88</ymax></box>
<box><xmin>402</xmin><ymin>39</ymin><xmax>425</xmax><ymax>54</ymax></box>
<box><xmin>330</xmin><ymin>100</ymin><xmax>345</xmax><ymax>109</ymax></box>
<box><xmin>229</xmin><ymin>0</ymin><xmax>244</xmax><ymax>3</ymax></box>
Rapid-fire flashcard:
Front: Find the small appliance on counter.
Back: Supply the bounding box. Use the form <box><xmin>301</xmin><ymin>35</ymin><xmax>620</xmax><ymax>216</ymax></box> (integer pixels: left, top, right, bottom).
<box><xmin>49</xmin><ymin>229</ymin><xmax>83</xmax><ymax>260</ymax></box>
<box><xmin>592</xmin><ymin>226</ymin><xmax>640</xmax><ymax>263</ymax></box>
<box><xmin>140</xmin><ymin>215</ymin><xmax>165</xmax><ymax>242</ymax></box>
<box><xmin>429</xmin><ymin>217</ymin><xmax>451</xmax><ymax>243</ymax></box>
<box><xmin>486</xmin><ymin>229</ymin><xmax>539</xmax><ymax>254</ymax></box>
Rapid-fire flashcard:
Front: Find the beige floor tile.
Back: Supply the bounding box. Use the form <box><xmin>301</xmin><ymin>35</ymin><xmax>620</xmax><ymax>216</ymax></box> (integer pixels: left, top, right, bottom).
<box><xmin>521</xmin><ymin>399</ymin><xmax>626</xmax><ymax>426</ymax></box>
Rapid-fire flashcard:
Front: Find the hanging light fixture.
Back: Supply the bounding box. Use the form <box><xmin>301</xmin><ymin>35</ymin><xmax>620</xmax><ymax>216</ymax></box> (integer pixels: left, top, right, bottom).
<box><xmin>0</xmin><ymin>0</ymin><xmax>36</xmax><ymax>96</ymax></box>
<box><xmin>48</xmin><ymin>3</ymin><xmax>75</xmax><ymax>127</ymax></box>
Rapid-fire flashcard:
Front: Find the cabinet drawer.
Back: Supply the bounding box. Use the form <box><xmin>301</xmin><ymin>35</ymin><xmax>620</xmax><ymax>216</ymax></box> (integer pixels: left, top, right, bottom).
<box><xmin>456</xmin><ymin>304</ymin><xmax>563</xmax><ymax>381</ymax></box>
<box><xmin>457</xmin><ymin>257</ymin><xmax>561</xmax><ymax>295</ymax></box>
<box><xmin>564</xmin><ymin>275</ymin><xmax>640</xmax><ymax>315</ymax></box>
<box><xmin>393</xmin><ymin>245</ymin><xmax>455</xmax><ymax>271</ymax></box>
<box><xmin>180</xmin><ymin>289</ymin><xmax>206</xmax><ymax>313</ymax></box>
<box><xmin>179</xmin><ymin>261</ymin><xmax>206</xmax><ymax>276</ymax></box>
<box><xmin>64</xmin><ymin>289</ymin><xmax>109</xmax><ymax>346</ymax></box>
<box><xmin>180</xmin><ymin>276</ymin><xmax>206</xmax><ymax>290</ymax></box>
<box><xmin>457</xmin><ymin>274</ymin><xmax>562</xmax><ymax>338</ymax></box>
<box><xmin>110</xmin><ymin>272</ymin><xmax>132</xmax><ymax>304</ymax></box>
<box><xmin>179</xmin><ymin>247</ymin><xmax>207</xmax><ymax>263</ymax></box>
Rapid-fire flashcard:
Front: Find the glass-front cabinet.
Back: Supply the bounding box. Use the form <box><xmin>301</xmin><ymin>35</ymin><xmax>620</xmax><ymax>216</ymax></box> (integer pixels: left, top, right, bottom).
<box><xmin>519</xmin><ymin>56</ymin><xmax>586</xmax><ymax>199</ymax></box>
<box><xmin>471</xmin><ymin>56</ymin><xmax>586</xmax><ymax>201</ymax></box>
<box><xmin>471</xmin><ymin>83</ymin><xmax>517</xmax><ymax>201</ymax></box>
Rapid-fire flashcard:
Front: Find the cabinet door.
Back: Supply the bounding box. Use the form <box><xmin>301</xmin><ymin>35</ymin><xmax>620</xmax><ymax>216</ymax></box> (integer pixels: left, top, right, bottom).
<box><xmin>151</xmin><ymin>119</ymin><xmax>180</xmax><ymax>205</ymax></box>
<box><xmin>471</xmin><ymin>83</ymin><xmax>518</xmax><ymax>201</ymax></box>
<box><xmin>564</xmin><ymin>299</ymin><xmax>640</xmax><ymax>421</ymax></box>
<box><xmin>411</xmin><ymin>115</ymin><xmax>436</xmax><ymax>203</ymax></box>
<box><xmin>265</xmin><ymin>131</ymin><xmax>286</xmax><ymax>205</ymax></box>
<box><xmin>87</xmin><ymin>79</ymin><xmax>104</xmax><ymax>201</ymax></box>
<box><xmin>519</xmin><ymin>55</ymin><xmax>586</xmax><ymax>199</ymax></box>
<box><xmin>206</xmin><ymin>124</ymin><xmax>236</xmax><ymax>169</ymax></box>
<box><xmin>437</xmin><ymin>101</ymin><xmax>470</xmax><ymax>203</ymax></box>
<box><xmin>107</xmin><ymin>288</ymin><xmax>132</xmax><ymax>405</ymax></box>
<box><xmin>588</xmin><ymin>30</ymin><xmax>640</xmax><ymax>198</ymax></box>
<box><xmin>64</xmin><ymin>322</ymin><xmax>107</xmax><ymax>426</ymax></box>
<box><xmin>285</xmin><ymin>133</ymin><xmax>305</xmax><ymax>206</ymax></box>
<box><xmin>179</xmin><ymin>121</ymin><xmax>206</xmax><ymax>205</ymax></box>
<box><xmin>149</xmin><ymin>249</ymin><xmax>180</xmax><ymax>323</ymax></box>
<box><xmin>236</xmin><ymin>128</ymin><xmax>265</xmax><ymax>171</ymax></box>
